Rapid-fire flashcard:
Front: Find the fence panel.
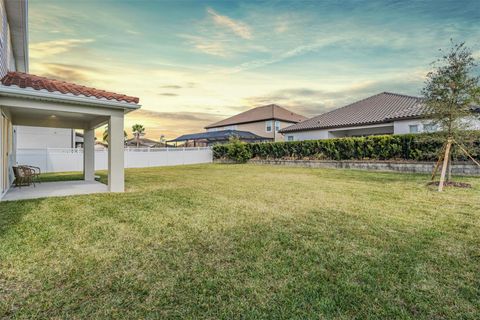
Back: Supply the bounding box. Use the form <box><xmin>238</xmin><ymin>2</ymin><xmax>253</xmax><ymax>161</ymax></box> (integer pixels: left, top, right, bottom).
<box><xmin>16</xmin><ymin>147</ymin><xmax>212</xmax><ymax>173</ymax></box>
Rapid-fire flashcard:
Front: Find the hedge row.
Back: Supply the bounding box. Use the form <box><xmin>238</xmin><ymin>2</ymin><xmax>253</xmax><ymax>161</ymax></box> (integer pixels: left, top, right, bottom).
<box><xmin>213</xmin><ymin>133</ymin><xmax>480</xmax><ymax>162</ymax></box>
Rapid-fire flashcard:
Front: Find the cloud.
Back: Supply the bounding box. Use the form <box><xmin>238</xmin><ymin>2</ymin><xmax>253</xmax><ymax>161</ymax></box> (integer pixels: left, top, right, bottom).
<box><xmin>207</xmin><ymin>8</ymin><xmax>252</xmax><ymax>40</ymax></box>
<box><xmin>30</xmin><ymin>39</ymin><xmax>94</xmax><ymax>59</ymax></box>
<box><xmin>275</xmin><ymin>20</ymin><xmax>289</xmax><ymax>33</ymax></box>
<box><xmin>219</xmin><ymin>41</ymin><xmax>337</xmax><ymax>74</ymax></box>
<box><xmin>126</xmin><ymin>29</ymin><xmax>142</xmax><ymax>35</ymax></box>
<box><xmin>32</xmin><ymin>62</ymin><xmax>100</xmax><ymax>83</ymax></box>
<box><xmin>158</xmin><ymin>93</ymin><xmax>179</xmax><ymax>97</ymax></box>
<box><xmin>125</xmin><ymin>109</ymin><xmax>225</xmax><ymax>139</ymax></box>
<box><xmin>246</xmin><ymin>76</ymin><xmax>425</xmax><ymax>117</ymax></box>
<box><xmin>160</xmin><ymin>85</ymin><xmax>183</xmax><ymax>89</ymax></box>
<box><xmin>193</xmin><ymin>39</ymin><xmax>228</xmax><ymax>57</ymax></box>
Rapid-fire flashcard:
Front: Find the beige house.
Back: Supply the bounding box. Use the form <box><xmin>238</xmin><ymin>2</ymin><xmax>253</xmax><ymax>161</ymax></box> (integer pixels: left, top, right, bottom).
<box><xmin>0</xmin><ymin>0</ymin><xmax>140</xmax><ymax>200</ymax></box>
<box><xmin>205</xmin><ymin>104</ymin><xmax>306</xmax><ymax>142</ymax></box>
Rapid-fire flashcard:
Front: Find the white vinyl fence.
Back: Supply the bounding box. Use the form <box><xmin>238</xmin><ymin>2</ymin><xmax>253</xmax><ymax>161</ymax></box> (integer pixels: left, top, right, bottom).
<box><xmin>16</xmin><ymin>147</ymin><xmax>213</xmax><ymax>173</ymax></box>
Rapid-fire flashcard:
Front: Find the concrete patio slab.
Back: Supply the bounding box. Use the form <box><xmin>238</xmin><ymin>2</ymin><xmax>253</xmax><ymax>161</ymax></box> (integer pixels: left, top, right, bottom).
<box><xmin>2</xmin><ymin>180</ymin><xmax>108</xmax><ymax>201</ymax></box>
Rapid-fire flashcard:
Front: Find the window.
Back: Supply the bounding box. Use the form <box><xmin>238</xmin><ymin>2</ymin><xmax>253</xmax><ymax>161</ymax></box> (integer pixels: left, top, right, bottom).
<box><xmin>287</xmin><ymin>136</ymin><xmax>294</xmax><ymax>142</ymax></box>
<box><xmin>275</xmin><ymin>120</ymin><xmax>280</xmax><ymax>132</ymax></box>
<box><xmin>424</xmin><ymin>123</ymin><xmax>437</xmax><ymax>133</ymax></box>
<box><xmin>409</xmin><ymin>125</ymin><xmax>419</xmax><ymax>133</ymax></box>
<box><xmin>266</xmin><ymin>120</ymin><xmax>272</xmax><ymax>132</ymax></box>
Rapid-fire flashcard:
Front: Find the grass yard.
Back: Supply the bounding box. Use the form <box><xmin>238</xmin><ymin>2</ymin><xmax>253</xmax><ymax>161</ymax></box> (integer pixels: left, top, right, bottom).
<box><xmin>0</xmin><ymin>164</ymin><xmax>479</xmax><ymax>319</ymax></box>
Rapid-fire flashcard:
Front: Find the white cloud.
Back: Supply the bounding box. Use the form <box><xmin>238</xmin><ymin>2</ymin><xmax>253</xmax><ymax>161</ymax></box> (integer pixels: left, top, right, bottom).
<box><xmin>219</xmin><ymin>41</ymin><xmax>335</xmax><ymax>74</ymax></box>
<box><xmin>207</xmin><ymin>8</ymin><xmax>252</xmax><ymax>40</ymax></box>
<box><xmin>275</xmin><ymin>20</ymin><xmax>289</xmax><ymax>33</ymax></box>
<box><xmin>30</xmin><ymin>39</ymin><xmax>94</xmax><ymax>59</ymax></box>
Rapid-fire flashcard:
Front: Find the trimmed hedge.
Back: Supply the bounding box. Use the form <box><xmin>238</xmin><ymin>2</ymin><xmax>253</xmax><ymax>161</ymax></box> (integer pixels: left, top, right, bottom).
<box><xmin>212</xmin><ymin>133</ymin><xmax>480</xmax><ymax>162</ymax></box>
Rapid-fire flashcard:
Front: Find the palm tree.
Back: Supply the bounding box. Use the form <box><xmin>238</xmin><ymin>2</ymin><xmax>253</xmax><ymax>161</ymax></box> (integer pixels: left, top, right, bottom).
<box><xmin>132</xmin><ymin>124</ymin><xmax>146</xmax><ymax>147</ymax></box>
<box><xmin>102</xmin><ymin>126</ymin><xmax>127</xmax><ymax>143</ymax></box>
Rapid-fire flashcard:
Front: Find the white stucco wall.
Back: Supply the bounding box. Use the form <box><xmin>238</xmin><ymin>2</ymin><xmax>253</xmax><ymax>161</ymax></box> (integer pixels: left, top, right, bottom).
<box><xmin>15</xmin><ymin>126</ymin><xmax>75</xmax><ymax>149</ymax></box>
<box><xmin>329</xmin><ymin>125</ymin><xmax>394</xmax><ymax>138</ymax></box>
<box><xmin>283</xmin><ymin>129</ymin><xmax>330</xmax><ymax>141</ymax></box>
<box><xmin>394</xmin><ymin>117</ymin><xmax>480</xmax><ymax>134</ymax></box>
<box><xmin>283</xmin><ymin>124</ymin><xmax>394</xmax><ymax>141</ymax></box>
<box><xmin>393</xmin><ymin>119</ymin><xmax>429</xmax><ymax>134</ymax></box>
<box><xmin>0</xmin><ymin>0</ymin><xmax>16</xmax><ymax>77</ymax></box>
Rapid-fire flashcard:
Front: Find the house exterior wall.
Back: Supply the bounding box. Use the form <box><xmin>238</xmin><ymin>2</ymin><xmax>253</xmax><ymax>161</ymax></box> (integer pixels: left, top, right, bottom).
<box><xmin>0</xmin><ymin>0</ymin><xmax>16</xmax><ymax>77</ymax></box>
<box><xmin>394</xmin><ymin>118</ymin><xmax>480</xmax><ymax>134</ymax></box>
<box><xmin>328</xmin><ymin>125</ymin><xmax>394</xmax><ymax>138</ymax></box>
<box><xmin>393</xmin><ymin>119</ymin><xmax>428</xmax><ymax>134</ymax></box>
<box><xmin>207</xmin><ymin>120</ymin><xmax>297</xmax><ymax>142</ymax></box>
<box><xmin>284</xmin><ymin>117</ymin><xmax>480</xmax><ymax>142</ymax></box>
<box><xmin>0</xmin><ymin>0</ymin><xmax>16</xmax><ymax>196</ymax></box>
<box><xmin>14</xmin><ymin>126</ymin><xmax>75</xmax><ymax>148</ymax></box>
<box><xmin>283</xmin><ymin>124</ymin><xmax>393</xmax><ymax>141</ymax></box>
<box><xmin>283</xmin><ymin>129</ymin><xmax>330</xmax><ymax>141</ymax></box>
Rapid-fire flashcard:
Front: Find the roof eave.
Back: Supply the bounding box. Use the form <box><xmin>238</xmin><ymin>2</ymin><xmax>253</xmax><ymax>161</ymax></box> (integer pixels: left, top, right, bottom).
<box><xmin>5</xmin><ymin>0</ymin><xmax>29</xmax><ymax>73</ymax></box>
<box><xmin>280</xmin><ymin>119</ymin><xmax>401</xmax><ymax>133</ymax></box>
<box><xmin>0</xmin><ymin>85</ymin><xmax>141</xmax><ymax>110</ymax></box>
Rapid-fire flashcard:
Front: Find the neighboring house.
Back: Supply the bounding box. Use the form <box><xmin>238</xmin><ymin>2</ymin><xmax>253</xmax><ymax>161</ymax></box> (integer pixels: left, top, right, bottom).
<box><xmin>125</xmin><ymin>137</ymin><xmax>165</xmax><ymax>148</ymax></box>
<box><xmin>95</xmin><ymin>141</ymin><xmax>108</xmax><ymax>150</ymax></box>
<box><xmin>280</xmin><ymin>92</ymin><xmax>480</xmax><ymax>141</ymax></box>
<box><xmin>0</xmin><ymin>0</ymin><xmax>141</xmax><ymax>199</ymax></box>
<box><xmin>205</xmin><ymin>104</ymin><xmax>307</xmax><ymax>142</ymax></box>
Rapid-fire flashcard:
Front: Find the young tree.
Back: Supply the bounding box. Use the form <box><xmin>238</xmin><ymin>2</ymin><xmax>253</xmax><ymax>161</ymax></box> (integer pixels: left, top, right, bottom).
<box><xmin>422</xmin><ymin>41</ymin><xmax>480</xmax><ymax>190</ymax></box>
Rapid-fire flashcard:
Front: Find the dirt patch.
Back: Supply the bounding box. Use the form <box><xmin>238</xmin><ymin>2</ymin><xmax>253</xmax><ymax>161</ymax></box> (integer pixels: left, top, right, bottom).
<box><xmin>427</xmin><ymin>181</ymin><xmax>472</xmax><ymax>188</ymax></box>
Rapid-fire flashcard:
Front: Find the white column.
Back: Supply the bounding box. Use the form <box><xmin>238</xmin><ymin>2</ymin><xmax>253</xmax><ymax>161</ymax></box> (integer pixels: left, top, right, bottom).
<box><xmin>108</xmin><ymin>114</ymin><xmax>125</xmax><ymax>192</ymax></box>
<box><xmin>83</xmin><ymin>128</ymin><xmax>95</xmax><ymax>181</ymax></box>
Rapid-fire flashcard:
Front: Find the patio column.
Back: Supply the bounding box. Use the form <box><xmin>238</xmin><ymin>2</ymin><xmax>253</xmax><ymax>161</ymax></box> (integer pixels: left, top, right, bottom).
<box><xmin>83</xmin><ymin>128</ymin><xmax>95</xmax><ymax>181</ymax></box>
<box><xmin>108</xmin><ymin>114</ymin><xmax>125</xmax><ymax>192</ymax></box>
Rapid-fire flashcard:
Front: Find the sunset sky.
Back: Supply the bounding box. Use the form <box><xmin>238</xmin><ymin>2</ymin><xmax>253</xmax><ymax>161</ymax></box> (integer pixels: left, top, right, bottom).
<box><xmin>28</xmin><ymin>0</ymin><xmax>480</xmax><ymax>140</ymax></box>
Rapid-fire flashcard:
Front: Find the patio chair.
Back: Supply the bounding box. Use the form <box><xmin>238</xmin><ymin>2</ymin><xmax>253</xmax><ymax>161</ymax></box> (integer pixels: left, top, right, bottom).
<box><xmin>20</xmin><ymin>165</ymin><xmax>41</xmax><ymax>184</ymax></box>
<box><xmin>12</xmin><ymin>166</ymin><xmax>35</xmax><ymax>188</ymax></box>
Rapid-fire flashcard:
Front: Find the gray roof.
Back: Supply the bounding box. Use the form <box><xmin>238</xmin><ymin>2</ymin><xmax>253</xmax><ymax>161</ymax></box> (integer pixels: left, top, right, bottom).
<box><xmin>280</xmin><ymin>92</ymin><xmax>425</xmax><ymax>133</ymax></box>
<box><xmin>205</xmin><ymin>104</ymin><xmax>307</xmax><ymax>129</ymax></box>
<box><xmin>168</xmin><ymin>130</ymin><xmax>269</xmax><ymax>142</ymax></box>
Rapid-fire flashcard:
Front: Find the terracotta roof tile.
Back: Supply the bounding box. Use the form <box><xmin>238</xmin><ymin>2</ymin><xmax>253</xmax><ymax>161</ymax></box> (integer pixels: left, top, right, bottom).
<box><xmin>280</xmin><ymin>92</ymin><xmax>426</xmax><ymax>133</ymax></box>
<box><xmin>205</xmin><ymin>104</ymin><xmax>307</xmax><ymax>129</ymax></box>
<box><xmin>1</xmin><ymin>72</ymin><xmax>139</xmax><ymax>104</ymax></box>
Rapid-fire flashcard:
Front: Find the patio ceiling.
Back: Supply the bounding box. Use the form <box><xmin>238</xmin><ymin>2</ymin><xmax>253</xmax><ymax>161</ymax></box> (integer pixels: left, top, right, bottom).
<box><xmin>5</xmin><ymin>105</ymin><xmax>110</xmax><ymax>129</ymax></box>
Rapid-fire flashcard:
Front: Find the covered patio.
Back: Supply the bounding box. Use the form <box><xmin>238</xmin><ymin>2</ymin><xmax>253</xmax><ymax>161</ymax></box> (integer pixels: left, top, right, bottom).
<box><xmin>0</xmin><ymin>72</ymin><xmax>140</xmax><ymax>200</ymax></box>
<box><xmin>168</xmin><ymin>129</ymin><xmax>270</xmax><ymax>146</ymax></box>
<box><xmin>2</xmin><ymin>180</ymin><xmax>108</xmax><ymax>201</ymax></box>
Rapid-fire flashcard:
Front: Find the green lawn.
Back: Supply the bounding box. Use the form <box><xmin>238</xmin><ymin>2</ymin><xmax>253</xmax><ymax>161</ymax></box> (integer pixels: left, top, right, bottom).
<box><xmin>1</xmin><ymin>164</ymin><xmax>479</xmax><ymax>319</ymax></box>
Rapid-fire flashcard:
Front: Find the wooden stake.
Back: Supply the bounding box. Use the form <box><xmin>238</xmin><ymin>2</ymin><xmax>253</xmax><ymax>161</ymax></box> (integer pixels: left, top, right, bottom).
<box><xmin>453</xmin><ymin>139</ymin><xmax>480</xmax><ymax>167</ymax></box>
<box><xmin>431</xmin><ymin>142</ymin><xmax>446</xmax><ymax>181</ymax></box>
<box><xmin>438</xmin><ymin>138</ymin><xmax>452</xmax><ymax>192</ymax></box>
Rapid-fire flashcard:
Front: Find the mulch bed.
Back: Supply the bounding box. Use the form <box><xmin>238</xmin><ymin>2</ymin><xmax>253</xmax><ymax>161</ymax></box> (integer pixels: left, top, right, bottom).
<box><xmin>427</xmin><ymin>181</ymin><xmax>472</xmax><ymax>188</ymax></box>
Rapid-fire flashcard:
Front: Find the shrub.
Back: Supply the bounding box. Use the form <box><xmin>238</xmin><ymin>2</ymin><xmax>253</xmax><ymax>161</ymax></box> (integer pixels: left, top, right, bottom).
<box><xmin>212</xmin><ymin>132</ymin><xmax>480</xmax><ymax>162</ymax></box>
<box><xmin>225</xmin><ymin>137</ymin><xmax>252</xmax><ymax>163</ymax></box>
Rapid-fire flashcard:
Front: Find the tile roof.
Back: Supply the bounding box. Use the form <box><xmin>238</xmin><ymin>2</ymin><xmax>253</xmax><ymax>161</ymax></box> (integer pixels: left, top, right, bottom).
<box><xmin>1</xmin><ymin>72</ymin><xmax>139</xmax><ymax>104</ymax></box>
<box><xmin>205</xmin><ymin>104</ymin><xmax>307</xmax><ymax>129</ymax></box>
<box><xmin>125</xmin><ymin>137</ymin><xmax>162</xmax><ymax>147</ymax></box>
<box><xmin>280</xmin><ymin>92</ymin><xmax>425</xmax><ymax>133</ymax></box>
